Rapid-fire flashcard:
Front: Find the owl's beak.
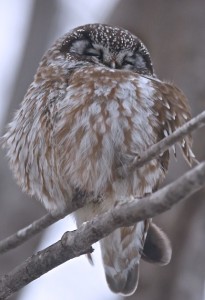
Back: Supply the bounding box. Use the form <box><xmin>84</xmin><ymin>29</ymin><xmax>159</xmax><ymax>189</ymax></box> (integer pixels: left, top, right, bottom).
<box><xmin>110</xmin><ymin>61</ymin><xmax>116</xmax><ymax>69</ymax></box>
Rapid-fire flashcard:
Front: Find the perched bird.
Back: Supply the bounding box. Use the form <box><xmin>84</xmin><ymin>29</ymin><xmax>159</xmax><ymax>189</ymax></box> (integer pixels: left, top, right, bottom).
<box><xmin>3</xmin><ymin>24</ymin><xmax>194</xmax><ymax>296</ymax></box>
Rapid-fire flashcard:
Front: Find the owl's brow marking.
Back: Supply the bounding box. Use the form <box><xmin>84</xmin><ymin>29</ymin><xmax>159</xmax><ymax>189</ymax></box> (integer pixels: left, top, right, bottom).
<box><xmin>0</xmin><ymin>111</ymin><xmax>204</xmax><ymax>255</ymax></box>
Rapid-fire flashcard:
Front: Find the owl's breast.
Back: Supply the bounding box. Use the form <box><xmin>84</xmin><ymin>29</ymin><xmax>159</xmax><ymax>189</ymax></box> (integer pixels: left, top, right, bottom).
<box><xmin>54</xmin><ymin>67</ymin><xmax>164</xmax><ymax>199</ymax></box>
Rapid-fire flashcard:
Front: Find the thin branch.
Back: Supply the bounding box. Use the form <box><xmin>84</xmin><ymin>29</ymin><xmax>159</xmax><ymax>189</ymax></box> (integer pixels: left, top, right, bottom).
<box><xmin>0</xmin><ymin>110</ymin><xmax>205</xmax><ymax>255</ymax></box>
<box><xmin>0</xmin><ymin>161</ymin><xmax>205</xmax><ymax>299</ymax></box>
<box><xmin>129</xmin><ymin>110</ymin><xmax>205</xmax><ymax>170</ymax></box>
<box><xmin>0</xmin><ymin>213</ymin><xmax>63</xmax><ymax>255</ymax></box>
<box><xmin>0</xmin><ymin>192</ymin><xmax>87</xmax><ymax>255</ymax></box>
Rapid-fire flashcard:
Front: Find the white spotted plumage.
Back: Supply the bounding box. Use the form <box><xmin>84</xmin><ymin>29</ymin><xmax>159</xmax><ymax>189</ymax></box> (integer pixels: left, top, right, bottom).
<box><xmin>2</xmin><ymin>24</ymin><xmax>193</xmax><ymax>296</ymax></box>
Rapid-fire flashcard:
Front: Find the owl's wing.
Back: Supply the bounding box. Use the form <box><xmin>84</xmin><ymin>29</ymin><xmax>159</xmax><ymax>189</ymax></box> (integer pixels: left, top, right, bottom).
<box><xmin>148</xmin><ymin>76</ymin><xmax>195</xmax><ymax>166</ymax></box>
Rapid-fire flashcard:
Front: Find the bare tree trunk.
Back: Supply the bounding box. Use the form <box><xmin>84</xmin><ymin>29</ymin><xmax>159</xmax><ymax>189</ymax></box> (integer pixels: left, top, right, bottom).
<box><xmin>0</xmin><ymin>1</ymin><xmax>59</xmax><ymax>299</ymax></box>
<box><xmin>106</xmin><ymin>1</ymin><xmax>205</xmax><ymax>299</ymax></box>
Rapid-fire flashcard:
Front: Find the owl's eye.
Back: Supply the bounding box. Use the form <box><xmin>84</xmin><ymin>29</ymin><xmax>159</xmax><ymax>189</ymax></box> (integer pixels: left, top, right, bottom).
<box><xmin>121</xmin><ymin>53</ymin><xmax>147</xmax><ymax>71</ymax></box>
<box><xmin>84</xmin><ymin>48</ymin><xmax>103</xmax><ymax>59</ymax></box>
<box><xmin>122</xmin><ymin>57</ymin><xmax>135</xmax><ymax>67</ymax></box>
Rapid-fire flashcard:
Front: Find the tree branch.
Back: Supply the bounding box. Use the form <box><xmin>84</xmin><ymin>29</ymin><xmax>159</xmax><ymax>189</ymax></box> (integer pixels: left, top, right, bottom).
<box><xmin>0</xmin><ymin>161</ymin><xmax>205</xmax><ymax>299</ymax></box>
<box><xmin>0</xmin><ymin>192</ymin><xmax>87</xmax><ymax>255</ymax></box>
<box><xmin>0</xmin><ymin>110</ymin><xmax>205</xmax><ymax>255</ymax></box>
<box><xmin>128</xmin><ymin>110</ymin><xmax>205</xmax><ymax>170</ymax></box>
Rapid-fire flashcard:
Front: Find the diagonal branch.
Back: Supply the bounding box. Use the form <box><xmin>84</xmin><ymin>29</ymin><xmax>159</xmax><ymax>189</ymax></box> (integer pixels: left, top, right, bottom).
<box><xmin>0</xmin><ymin>161</ymin><xmax>205</xmax><ymax>299</ymax></box>
<box><xmin>0</xmin><ymin>110</ymin><xmax>205</xmax><ymax>255</ymax></box>
<box><xmin>128</xmin><ymin>110</ymin><xmax>205</xmax><ymax>169</ymax></box>
<box><xmin>0</xmin><ymin>211</ymin><xmax>66</xmax><ymax>254</ymax></box>
<box><xmin>0</xmin><ymin>192</ymin><xmax>87</xmax><ymax>255</ymax></box>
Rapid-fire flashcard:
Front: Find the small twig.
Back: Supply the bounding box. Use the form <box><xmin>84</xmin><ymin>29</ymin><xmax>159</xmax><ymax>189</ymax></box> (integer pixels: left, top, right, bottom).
<box><xmin>0</xmin><ymin>192</ymin><xmax>87</xmax><ymax>255</ymax></box>
<box><xmin>0</xmin><ymin>110</ymin><xmax>204</xmax><ymax>255</ymax></box>
<box><xmin>0</xmin><ymin>161</ymin><xmax>205</xmax><ymax>299</ymax></box>
<box><xmin>0</xmin><ymin>213</ymin><xmax>64</xmax><ymax>255</ymax></box>
<box><xmin>129</xmin><ymin>110</ymin><xmax>205</xmax><ymax>170</ymax></box>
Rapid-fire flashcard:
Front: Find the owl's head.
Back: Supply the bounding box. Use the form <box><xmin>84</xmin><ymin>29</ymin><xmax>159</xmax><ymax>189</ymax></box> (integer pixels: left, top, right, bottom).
<box><xmin>38</xmin><ymin>24</ymin><xmax>154</xmax><ymax>78</ymax></box>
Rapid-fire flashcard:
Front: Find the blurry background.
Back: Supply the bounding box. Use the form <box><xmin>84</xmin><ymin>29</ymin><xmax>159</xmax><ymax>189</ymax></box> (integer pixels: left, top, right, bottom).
<box><xmin>0</xmin><ymin>1</ymin><xmax>205</xmax><ymax>299</ymax></box>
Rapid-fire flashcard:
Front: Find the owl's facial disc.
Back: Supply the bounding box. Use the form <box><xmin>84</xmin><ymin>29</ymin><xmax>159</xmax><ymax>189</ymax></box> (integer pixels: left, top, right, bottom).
<box><xmin>62</xmin><ymin>37</ymin><xmax>150</xmax><ymax>74</ymax></box>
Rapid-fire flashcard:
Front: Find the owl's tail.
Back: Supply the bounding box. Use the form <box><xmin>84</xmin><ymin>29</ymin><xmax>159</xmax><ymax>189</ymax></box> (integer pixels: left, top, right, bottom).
<box><xmin>100</xmin><ymin>222</ymin><xmax>171</xmax><ymax>296</ymax></box>
<box><xmin>100</xmin><ymin>222</ymin><xmax>146</xmax><ymax>296</ymax></box>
